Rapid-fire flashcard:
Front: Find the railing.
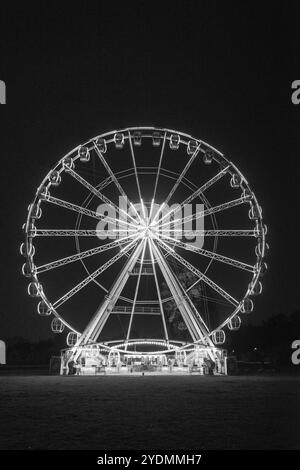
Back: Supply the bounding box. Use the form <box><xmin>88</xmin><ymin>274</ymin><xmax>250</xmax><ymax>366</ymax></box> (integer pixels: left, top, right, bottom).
<box><xmin>111</xmin><ymin>306</ymin><xmax>161</xmax><ymax>314</ymax></box>
<box><xmin>130</xmin><ymin>267</ymin><xmax>154</xmax><ymax>275</ymax></box>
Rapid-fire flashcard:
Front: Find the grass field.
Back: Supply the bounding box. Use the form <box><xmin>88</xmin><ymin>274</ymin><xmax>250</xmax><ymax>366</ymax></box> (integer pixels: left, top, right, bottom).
<box><xmin>0</xmin><ymin>375</ymin><xmax>299</xmax><ymax>450</ymax></box>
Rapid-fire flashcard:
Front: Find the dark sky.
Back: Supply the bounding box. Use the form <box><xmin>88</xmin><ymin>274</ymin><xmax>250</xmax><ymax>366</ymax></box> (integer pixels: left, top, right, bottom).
<box><xmin>0</xmin><ymin>1</ymin><xmax>299</xmax><ymax>341</ymax></box>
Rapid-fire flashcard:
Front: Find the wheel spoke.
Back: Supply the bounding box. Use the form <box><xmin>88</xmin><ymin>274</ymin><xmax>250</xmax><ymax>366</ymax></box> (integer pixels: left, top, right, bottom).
<box><xmin>151</xmin><ymin>142</ymin><xmax>201</xmax><ymax>225</ymax></box>
<box><xmin>36</xmin><ymin>235</ymin><xmax>135</xmax><ymax>274</ymax></box>
<box><xmin>33</xmin><ymin>229</ymin><xmax>139</xmax><ymax>237</ymax></box>
<box><xmin>53</xmin><ymin>236</ymin><xmax>142</xmax><ymax>309</ymax></box>
<box><xmin>152</xmin><ymin>131</ymin><xmax>167</xmax><ymax>202</ymax></box>
<box><xmin>185</xmin><ymin>281</ymin><xmax>229</xmax><ymax>306</ymax></box>
<box><xmin>42</xmin><ymin>194</ymin><xmax>104</xmax><ymax>220</ymax></box>
<box><xmin>154</xmin><ymin>166</ymin><xmax>229</xmax><ymax>227</ymax></box>
<box><xmin>128</xmin><ymin>131</ymin><xmax>142</xmax><ymax>203</ymax></box>
<box><xmin>158</xmin><ymin>233</ymin><xmax>255</xmax><ymax>272</ymax></box>
<box><xmin>41</xmin><ymin>193</ymin><xmax>138</xmax><ymax>230</ymax></box>
<box><xmin>66</xmin><ymin>166</ymin><xmax>139</xmax><ymax>227</ymax></box>
<box><xmin>156</xmin><ymin>195</ymin><xmax>251</xmax><ymax>231</ymax></box>
<box><xmin>93</xmin><ymin>140</ymin><xmax>143</xmax><ymax>224</ymax></box>
<box><xmin>157</xmin><ymin>229</ymin><xmax>257</xmax><ymax>237</ymax></box>
<box><xmin>153</xmin><ymin>236</ymin><xmax>239</xmax><ymax>307</ymax></box>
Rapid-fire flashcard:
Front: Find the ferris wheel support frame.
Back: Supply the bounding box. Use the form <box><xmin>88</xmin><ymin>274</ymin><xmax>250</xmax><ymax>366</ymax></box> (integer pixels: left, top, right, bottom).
<box><xmin>21</xmin><ymin>126</ymin><xmax>268</xmax><ymax>375</ymax></box>
<box><xmin>71</xmin><ymin>238</ymin><xmax>145</xmax><ymax>360</ymax></box>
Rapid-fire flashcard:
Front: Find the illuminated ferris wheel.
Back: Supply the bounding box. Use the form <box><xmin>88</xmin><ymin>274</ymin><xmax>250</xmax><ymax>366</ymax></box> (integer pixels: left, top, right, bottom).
<box><xmin>21</xmin><ymin>127</ymin><xmax>268</xmax><ymax>372</ymax></box>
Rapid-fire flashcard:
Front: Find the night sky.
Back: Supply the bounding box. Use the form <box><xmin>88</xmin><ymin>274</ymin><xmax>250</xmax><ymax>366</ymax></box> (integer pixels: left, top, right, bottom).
<box><xmin>0</xmin><ymin>2</ymin><xmax>299</xmax><ymax>341</ymax></box>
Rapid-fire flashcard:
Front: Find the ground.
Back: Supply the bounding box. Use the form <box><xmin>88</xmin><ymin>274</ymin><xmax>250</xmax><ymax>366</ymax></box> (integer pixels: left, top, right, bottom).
<box><xmin>0</xmin><ymin>375</ymin><xmax>299</xmax><ymax>450</ymax></box>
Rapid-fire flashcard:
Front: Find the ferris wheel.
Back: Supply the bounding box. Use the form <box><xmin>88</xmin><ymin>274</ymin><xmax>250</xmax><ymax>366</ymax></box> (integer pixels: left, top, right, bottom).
<box><xmin>21</xmin><ymin>126</ymin><xmax>268</xmax><ymax>368</ymax></box>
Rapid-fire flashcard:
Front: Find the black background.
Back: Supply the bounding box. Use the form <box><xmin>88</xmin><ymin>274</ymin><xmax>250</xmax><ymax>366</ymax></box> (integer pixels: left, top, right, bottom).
<box><xmin>0</xmin><ymin>1</ymin><xmax>299</xmax><ymax>340</ymax></box>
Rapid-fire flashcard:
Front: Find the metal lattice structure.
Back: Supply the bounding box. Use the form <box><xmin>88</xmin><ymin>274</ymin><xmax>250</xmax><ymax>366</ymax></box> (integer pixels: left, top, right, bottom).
<box><xmin>21</xmin><ymin>127</ymin><xmax>268</xmax><ymax>375</ymax></box>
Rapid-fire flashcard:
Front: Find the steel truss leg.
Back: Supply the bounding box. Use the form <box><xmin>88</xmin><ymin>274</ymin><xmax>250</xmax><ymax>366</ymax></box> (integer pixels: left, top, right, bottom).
<box><xmin>148</xmin><ymin>239</ymin><xmax>169</xmax><ymax>345</ymax></box>
<box><xmin>71</xmin><ymin>241</ymin><xmax>144</xmax><ymax>360</ymax></box>
<box><xmin>150</xmin><ymin>240</ymin><xmax>214</xmax><ymax>349</ymax></box>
